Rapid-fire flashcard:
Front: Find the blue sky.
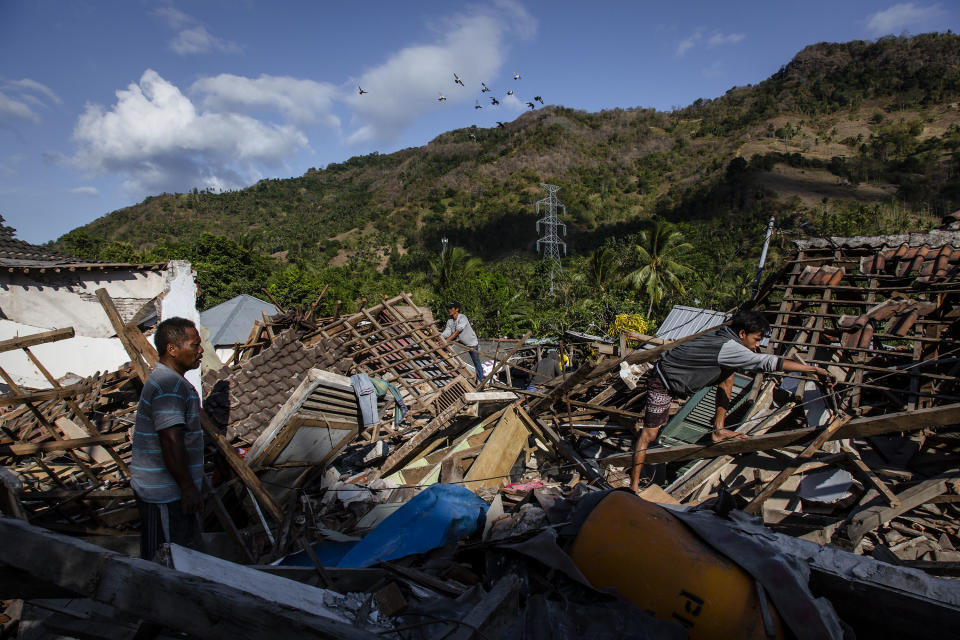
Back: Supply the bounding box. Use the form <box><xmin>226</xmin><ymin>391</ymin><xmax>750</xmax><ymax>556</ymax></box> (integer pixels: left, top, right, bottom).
<box><xmin>1</xmin><ymin>1</ymin><xmax>958</xmax><ymax>244</ymax></box>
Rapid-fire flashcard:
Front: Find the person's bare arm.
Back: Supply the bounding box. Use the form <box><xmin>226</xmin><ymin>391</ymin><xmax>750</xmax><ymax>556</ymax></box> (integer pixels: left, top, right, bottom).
<box><xmin>158</xmin><ymin>426</ymin><xmax>202</xmax><ymax>514</ymax></box>
<box><xmin>714</xmin><ymin>374</ymin><xmax>734</xmax><ymax>431</ymax></box>
<box><xmin>782</xmin><ymin>359</ymin><xmax>836</xmax><ymax>381</ymax></box>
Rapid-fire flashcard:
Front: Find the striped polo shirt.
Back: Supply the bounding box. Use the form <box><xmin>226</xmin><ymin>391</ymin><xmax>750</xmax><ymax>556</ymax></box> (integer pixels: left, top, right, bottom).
<box><xmin>131</xmin><ymin>362</ymin><xmax>204</xmax><ymax>503</ymax></box>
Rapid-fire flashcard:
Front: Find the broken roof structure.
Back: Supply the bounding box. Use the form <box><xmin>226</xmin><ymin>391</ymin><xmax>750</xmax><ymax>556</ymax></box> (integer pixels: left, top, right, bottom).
<box><xmin>2</xmin><ymin>228</ymin><xmax>960</xmax><ymax>639</ymax></box>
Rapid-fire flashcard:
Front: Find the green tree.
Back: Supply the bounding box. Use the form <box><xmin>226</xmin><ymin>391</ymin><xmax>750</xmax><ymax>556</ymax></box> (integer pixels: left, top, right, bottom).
<box><xmin>581</xmin><ymin>246</ymin><xmax>618</xmax><ymax>294</ymax></box>
<box><xmin>622</xmin><ymin>221</ymin><xmax>693</xmax><ymax>317</ymax></box>
<box><xmin>429</xmin><ymin>245</ymin><xmax>482</xmax><ymax>295</ymax></box>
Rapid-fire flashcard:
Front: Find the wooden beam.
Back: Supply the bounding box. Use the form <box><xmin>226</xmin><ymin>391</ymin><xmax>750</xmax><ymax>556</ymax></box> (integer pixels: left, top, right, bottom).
<box><xmin>0</xmin><ymin>383</ymin><xmax>93</xmax><ymax>408</ymax></box>
<box><xmin>0</xmin><ymin>518</ymin><xmax>378</xmax><ymax>640</ymax></box>
<box><xmin>744</xmin><ymin>413</ymin><xmax>851</xmax><ymax>515</ymax></box>
<box><xmin>846</xmin><ymin>475</ymin><xmax>951</xmax><ymax>544</ymax></box>
<box><xmin>199</xmin><ymin>411</ymin><xmax>285</xmax><ymax>526</ymax></box>
<box><xmin>600</xmin><ymin>403</ymin><xmax>960</xmax><ymax>467</ymax></box>
<box><xmin>462</xmin><ymin>407</ymin><xmax>528</xmax><ymax>490</ymax></box>
<box><xmin>0</xmin><ymin>327</ymin><xmax>75</xmax><ymax>354</ymax></box>
<box><xmin>23</xmin><ymin>346</ymin><xmax>132</xmax><ymax>477</ymax></box>
<box><xmin>0</xmin><ymin>432</ymin><xmax>127</xmax><ymax>456</ymax></box>
<box><xmin>95</xmin><ymin>288</ymin><xmax>150</xmax><ymax>382</ymax></box>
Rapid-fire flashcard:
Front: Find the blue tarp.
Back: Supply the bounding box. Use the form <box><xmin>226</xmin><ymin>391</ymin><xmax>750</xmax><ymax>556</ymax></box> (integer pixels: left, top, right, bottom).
<box><xmin>281</xmin><ymin>484</ymin><xmax>489</xmax><ymax>569</ymax></box>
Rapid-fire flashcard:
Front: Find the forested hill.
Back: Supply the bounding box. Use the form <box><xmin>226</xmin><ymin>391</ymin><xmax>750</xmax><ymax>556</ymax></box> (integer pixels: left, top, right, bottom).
<box><xmin>52</xmin><ymin>33</ymin><xmax>960</xmax><ymax>332</ymax></box>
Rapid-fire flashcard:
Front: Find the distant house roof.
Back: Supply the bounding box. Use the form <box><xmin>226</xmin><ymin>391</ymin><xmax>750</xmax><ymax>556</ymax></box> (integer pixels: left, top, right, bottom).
<box><xmin>200</xmin><ymin>294</ymin><xmax>278</xmax><ymax>347</ymax></box>
<box><xmin>0</xmin><ymin>216</ymin><xmax>166</xmax><ymax>272</ymax></box>
<box><xmin>0</xmin><ymin>217</ymin><xmax>78</xmax><ymax>266</ymax></box>
<box><xmin>656</xmin><ymin>305</ymin><xmax>729</xmax><ymax>341</ymax></box>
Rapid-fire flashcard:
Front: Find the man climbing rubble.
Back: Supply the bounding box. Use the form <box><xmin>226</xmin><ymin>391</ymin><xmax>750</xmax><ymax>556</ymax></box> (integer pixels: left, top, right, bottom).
<box><xmin>131</xmin><ymin>317</ymin><xmax>205</xmax><ymax>560</ymax></box>
<box><xmin>630</xmin><ymin>309</ymin><xmax>836</xmax><ymax>493</ymax></box>
<box><xmin>440</xmin><ymin>301</ymin><xmax>484</xmax><ymax>384</ymax></box>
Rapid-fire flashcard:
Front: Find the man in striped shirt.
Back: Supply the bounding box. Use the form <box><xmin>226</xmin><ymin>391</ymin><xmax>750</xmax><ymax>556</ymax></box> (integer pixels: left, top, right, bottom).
<box><xmin>131</xmin><ymin>317</ymin><xmax>204</xmax><ymax>561</ymax></box>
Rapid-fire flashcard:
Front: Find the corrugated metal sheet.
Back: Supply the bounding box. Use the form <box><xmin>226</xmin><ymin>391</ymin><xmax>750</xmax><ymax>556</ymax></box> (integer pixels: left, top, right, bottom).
<box><xmin>200</xmin><ymin>294</ymin><xmax>278</xmax><ymax>347</ymax></box>
<box><xmin>655</xmin><ymin>305</ymin><xmax>728</xmax><ymax>341</ymax></box>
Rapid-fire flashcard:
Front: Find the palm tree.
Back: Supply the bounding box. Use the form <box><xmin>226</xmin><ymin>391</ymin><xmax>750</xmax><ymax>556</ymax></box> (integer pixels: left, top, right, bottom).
<box><xmin>429</xmin><ymin>244</ymin><xmax>482</xmax><ymax>293</ymax></box>
<box><xmin>623</xmin><ymin>221</ymin><xmax>693</xmax><ymax>317</ymax></box>
<box><xmin>585</xmin><ymin>246</ymin><xmax>618</xmax><ymax>293</ymax></box>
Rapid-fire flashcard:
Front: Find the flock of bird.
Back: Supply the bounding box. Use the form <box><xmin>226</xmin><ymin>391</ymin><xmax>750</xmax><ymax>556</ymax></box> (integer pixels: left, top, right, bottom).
<box><xmin>356</xmin><ymin>70</ymin><xmax>544</xmax><ymax>137</ymax></box>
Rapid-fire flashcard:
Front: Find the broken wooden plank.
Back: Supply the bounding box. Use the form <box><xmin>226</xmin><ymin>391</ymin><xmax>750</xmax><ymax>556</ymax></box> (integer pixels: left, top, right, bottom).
<box><xmin>842</xmin><ymin>447</ymin><xmax>901</xmax><ymax>508</ymax></box>
<box><xmin>95</xmin><ymin>288</ymin><xmax>150</xmax><ymax>383</ymax></box>
<box><xmin>745</xmin><ymin>413</ymin><xmax>852</xmax><ymax>515</ymax></box>
<box><xmin>199</xmin><ymin>410</ymin><xmax>285</xmax><ymax>526</ymax></box>
<box><xmin>0</xmin><ymin>327</ymin><xmax>75</xmax><ymax>354</ymax></box>
<box><xmin>846</xmin><ymin>476</ymin><xmax>951</xmax><ymax>544</ymax></box>
<box><xmin>462</xmin><ymin>406</ymin><xmax>528</xmax><ymax>490</ymax></box>
<box><xmin>600</xmin><ymin>403</ymin><xmax>960</xmax><ymax>467</ymax></box>
<box><xmin>0</xmin><ymin>432</ymin><xmax>127</xmax><ymax>456</ymax></box>
<box><xmin>0</xmin><ymin>383</ymin><xmax>93</xmax><ymax>408</ymax></box>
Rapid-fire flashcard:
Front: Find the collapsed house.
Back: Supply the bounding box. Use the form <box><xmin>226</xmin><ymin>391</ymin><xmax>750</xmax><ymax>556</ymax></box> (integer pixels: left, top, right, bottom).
<box><xmin>2</xmin><ymin>227</ymin><xmax>960</xmax><ymax>639</ymax></box>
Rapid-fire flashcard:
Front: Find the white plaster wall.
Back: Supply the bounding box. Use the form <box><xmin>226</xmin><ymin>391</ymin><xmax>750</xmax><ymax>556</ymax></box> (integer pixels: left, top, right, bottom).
<box><xmin>0</xmin><ymin>320</ymin><xmax>131</xmax><ymax>389</ymax></box>
<box><xmin>0</xmin><ymin>269</ymin><xmax>165</xmax><ymax>338</ymax></box>
<box><xmin>159</xmin><ymin>261</ymin><xmax>203</xmax><ymax>399</ymax></box>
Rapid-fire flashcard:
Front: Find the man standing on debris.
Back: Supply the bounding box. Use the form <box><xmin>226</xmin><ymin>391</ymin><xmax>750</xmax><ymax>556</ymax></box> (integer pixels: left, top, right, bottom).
<box><xmin>441</xmin><ymin>301</ymin><xmax>484</xmax><ymax>384</ymax></box>
<box><xmin>629</xmin><ymin>310</ymin><xmax>836</xmax><ymax>493</ymax></box>
<box><xmin>131</xmin><ymin>317</ymin><xmax>205</xmax><ymax>560</ymax></box>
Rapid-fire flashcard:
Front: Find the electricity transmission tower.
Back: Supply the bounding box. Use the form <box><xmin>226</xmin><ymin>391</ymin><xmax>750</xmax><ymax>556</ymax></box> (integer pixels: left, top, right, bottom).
<box><xmin>535</xmin><ymin>183</ymin><xmax>567</xmax><ymax>295</ymax></box>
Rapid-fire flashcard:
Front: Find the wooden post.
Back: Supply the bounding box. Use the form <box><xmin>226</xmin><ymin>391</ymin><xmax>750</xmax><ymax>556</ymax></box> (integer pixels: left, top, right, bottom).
<box><xmin>95</xmin><ymin>288</ymin><xmax>150</xmax><ymax>383</ymax></box>
<box><xmin>199</xmin><ymin>411</ymin><xmax>285</xmax><ymax>526</ymax></box>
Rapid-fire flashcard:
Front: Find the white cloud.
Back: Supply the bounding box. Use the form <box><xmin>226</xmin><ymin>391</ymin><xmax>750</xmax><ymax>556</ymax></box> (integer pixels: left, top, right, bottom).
<box><xmin>676</xmin><ymin>28</ymin><xmax>704</xmax><ymax>56</ymax></box>
<box><xmin>152</xmin><ymin>6</ymin><xmax>241</xmax><ymax>55</ymax></box>
<box><xmin>708</xmin><ymin>32</ymin><xmax>745</xmax><ymax>46</ymax></box>
<box><xmin>192</xmin><ymin>74</ymin><xmax>339</xmax><ymax>127</ymax></box>
<box><xmin>344</xmin><ymin>0</ymin><xmax>537</xmax><ymax>144</ymax></box>
<box><xmin>71</xmin><ymin>69</ymin><xmax>307</xmax><ymax>196</ymax></box>
<box><xmin>9</xmin><ymin>79</ymin><xmax>62</xmax><ymax>105</ymax></box>
<box><xmin>866</xmin><ymin>3</ymin><xmax>944</xmax><ymax>36</ymax></box>
<box><xmin>677</xmin><ymin>29</ymin><xmax>744</xmax><ymax>56</ymax></box>
<box><xmin>153</xmin><ymin>6</ymin><xmax>192</xmax><ymax>29</ymax></box>
<box><xmin>171</xmin><ymin>26</ymin><xmax>241</xmax><ymax>55</ymax></box>
<box><xmin>0</xmin><ymin>78</ymin><xmax>61</xmax><ymax>126</ymax></box>
<box><xmin>0</xmin><ymin>91</ymin><xmax>40</xmax><ymax>124</ymax></box>
<box><xmin>70</xmin><ymin>186</ymin><xmax>100</xmax><ymax>197</ymax></box>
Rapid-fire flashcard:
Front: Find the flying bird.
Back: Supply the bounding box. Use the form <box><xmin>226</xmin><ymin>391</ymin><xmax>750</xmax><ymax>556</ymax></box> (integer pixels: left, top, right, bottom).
<box><xmin>454</xmin><ymin>73</ymin><xmax>464</xmax><ymax>86</ymax></box>
<box><xmin>469</xmin><ymin>132</ymin><xmax>477</xmax><ymax>140</ymax></box>
<box><xmin>481</xmin><ymin>82</ymin><xmax>491</xmax><ymax>92</ymax></box>
<box><xmin>526</xmin><ymin>101</ymin><xmax>535</xmax><ymax>109</ymax></box>
<box><xmin>513</xmin><ymin>72</ymin><xmax>521</xmax><ymax>80</ymax></box>
<box><xmin>490</xmin><ymin>96</ymin><xmax>499</xmax><ymax>105</ymax></box>
<box><xmin>438</xmin><ymin>92</ymin><xmax>447</xmax><ymax>101</ymax></box>
<box><xmin>534</xmin><ymin>95</ymin><xmax>544</xmax><ymax>104</ymax></box>
<box><xmin>496</xmin><ymin>121</ymin><xmax>506</xmax><ymax>128</ymax></box>
<box><xmin>474</xmin><ymin>99</ymin><xmax>483</xmax><ymax>110</ymax></box>
<box><xmin>506</xmin><ymin>90</ymin><xmax>514</xmax><ymax>96</ymax></box>
<box><xmin>358</xmin><ymin>86</ymin><xmax>368</xmax><ymax>95</ymax></box>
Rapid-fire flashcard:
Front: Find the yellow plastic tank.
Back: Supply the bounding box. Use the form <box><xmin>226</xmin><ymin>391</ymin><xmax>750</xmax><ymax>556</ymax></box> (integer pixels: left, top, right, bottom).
<box><xmin>568</xmin><ymin>491</ymin><xmax>785</xmax><ymax>639</ymax></box>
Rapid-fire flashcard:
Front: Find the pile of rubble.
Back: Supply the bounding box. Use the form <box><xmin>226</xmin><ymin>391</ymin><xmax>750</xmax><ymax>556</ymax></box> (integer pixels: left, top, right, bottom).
<box><xmin>2</xmin><ymin>230</ymin><xmax>960</xmax><ymax>639</ymax></box>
